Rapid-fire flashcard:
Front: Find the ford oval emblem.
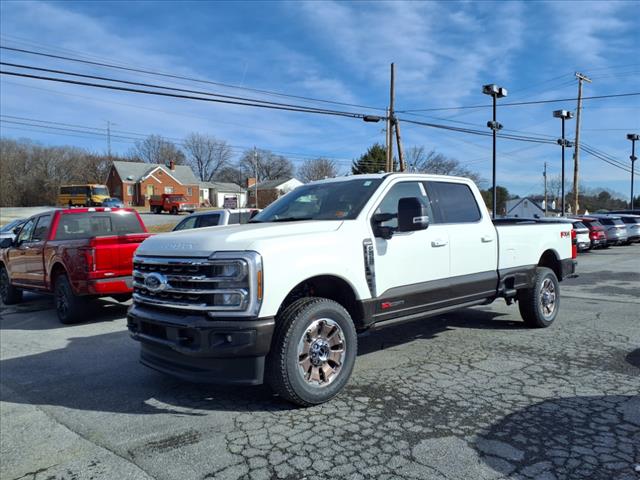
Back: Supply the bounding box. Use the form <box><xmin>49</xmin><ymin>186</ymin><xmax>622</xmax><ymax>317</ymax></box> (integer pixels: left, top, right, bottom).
<box><xmin>144</xmin><ymin>272</ymin><xmax>167</xmax><ymax>292</ymax></box>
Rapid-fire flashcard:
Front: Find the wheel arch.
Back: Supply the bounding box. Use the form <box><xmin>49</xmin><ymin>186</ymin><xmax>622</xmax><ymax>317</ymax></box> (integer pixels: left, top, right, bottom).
<box><xmin>49</xmin><ymin>262</ymin><xmax>69</xmax><ymax>290</ymax></box>
<box><xmin>537</xmin><ymin>249</ymin><xmax>562</xmax><ymax>280</ymax></box>
<box><xmin>278</xmin><ymin>275</ymin><xmax>365</xmax><ymax>329</ymax></box>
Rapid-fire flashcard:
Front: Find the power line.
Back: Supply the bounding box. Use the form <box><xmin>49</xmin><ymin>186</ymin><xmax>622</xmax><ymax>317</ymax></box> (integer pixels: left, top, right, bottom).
<box><xmin>0</xmin><ymin>69</ymin><xmax>381</xmax><ymax>121</ymax></box>
<box><xmin>398</xmin><ymin>92</ymin><xmax>640</xmax><ymax>113</ymax></box>
<box><xmin>0</xmin><ymin>45</ymin><xmax>386</xmax><ymax>112</ymax></box>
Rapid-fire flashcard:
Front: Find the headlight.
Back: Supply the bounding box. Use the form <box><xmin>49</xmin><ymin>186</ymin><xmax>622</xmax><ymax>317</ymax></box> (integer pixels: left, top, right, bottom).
<box><xmin>207</xmin><ymin>251</ymin><xmax>262</xmax><ymax>318</ymax></box>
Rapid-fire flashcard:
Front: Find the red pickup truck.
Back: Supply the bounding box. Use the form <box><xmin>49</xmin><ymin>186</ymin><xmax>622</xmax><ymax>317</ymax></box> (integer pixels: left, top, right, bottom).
<box><xmin>149</xmin><ymin>194</ymin><xmax>198</xmax><ymax>215</ymax></box>
<box><xmin>0</xmin><ymin>208</ymin><xmax>150</xmax><ymax>323</ymax></box>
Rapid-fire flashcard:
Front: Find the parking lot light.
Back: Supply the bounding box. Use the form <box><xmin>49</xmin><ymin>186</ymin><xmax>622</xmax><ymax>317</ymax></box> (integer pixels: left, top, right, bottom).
<box><xmin>627</xmin><ymin>133</ymin><xmax>639</xmax><ymax>209</ymax></box>
<box><xmin>483</xmin><ymin>84</ymin><xmax>507</xmax><ymax>218</ymax></box>
<box><xmin>553</xmin><ymin>110</ymin><xmax>574</xmax><ymax>216</ymax></box>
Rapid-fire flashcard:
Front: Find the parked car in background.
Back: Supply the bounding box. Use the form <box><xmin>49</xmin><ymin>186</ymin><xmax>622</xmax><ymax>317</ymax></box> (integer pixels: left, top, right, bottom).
<box><xmin>0</xmin><ymin>208</ymin><xmax>150</xmax><ymax>323</ymax></box>
<box><xmin>149</xmin><ymin>194</ymin><xmax>197</xmax><ymax>215</ymax></box>
<box><xmin>589</xmin><ymin>215</ymin><xmax>628</xmax><ymax>246</ymax></box>
<box><xmin>172</xmin><ymin>208</ymin><xmax>260</xmax><ymax>231</ymax></box>
<box><xmin>572</xmin><ymin>221</ymin><xmax>591</xmax><ymax>251</ymax></box>
<box><xmin>0</xmin><ymin>219</ymin><xmax>27</xmax><ymax>241</ymax></box>
<box><xmin>575</xmin><ymin>218</ymin><xmax>608</xmax><ymax>249</ymax></box>
<box><xmin>102</xmin><ymin>197</ymin><xmax>125</xmax><ymax>208</ymax></box>
<box><xmin>57</xmin><ymin>184</ymin><xmax>110</xmax><ymax>207</ymax></box>
<box><xmin>615</xmin><ymin>214</ymin><xmax>640</xmax><ymax>243</ymax></box>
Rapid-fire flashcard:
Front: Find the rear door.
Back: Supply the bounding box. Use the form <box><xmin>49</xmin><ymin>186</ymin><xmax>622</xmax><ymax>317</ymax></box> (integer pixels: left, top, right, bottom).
<box><xmin>426</xmin><ymin>181</ymin><xmax>498</xmax><ymax>300</ymax></box>
<box><xmin>22</xmin><ymin>214</ymin><xmax>52</xmax><ymax>287</ymax></box>
<box><xmin>369</xmin><ymin>180</ymin><xmax>451</xmax><ymax>321</ymax></box>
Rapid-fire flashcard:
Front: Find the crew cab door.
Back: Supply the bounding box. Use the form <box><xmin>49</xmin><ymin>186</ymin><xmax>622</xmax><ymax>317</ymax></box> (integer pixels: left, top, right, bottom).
<box><xmin>368</xmin><ymin>180</ymin><xmax>450</xmax><ymax>322</ymax></box>
<box><xmin>22</xmin><ymin>214</ymin><xmax>52</xmax><ymax>287</ymax></box>
<box><xmin>6</xmin><ymin>218</ymin><xmax>36</xmax><ymax>285</ymax></box>
<box><xmin>426</xmin><ymin>180</ymin><xmax>498</xmax><ymax>299</ymax></box>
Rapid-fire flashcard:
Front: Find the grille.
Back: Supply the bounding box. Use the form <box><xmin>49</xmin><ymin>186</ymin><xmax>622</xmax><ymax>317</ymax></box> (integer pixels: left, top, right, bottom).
<box><xmin>133</xmin><ymin>257</ymin><xmax>248</xmax><ymax>312</ymax></box>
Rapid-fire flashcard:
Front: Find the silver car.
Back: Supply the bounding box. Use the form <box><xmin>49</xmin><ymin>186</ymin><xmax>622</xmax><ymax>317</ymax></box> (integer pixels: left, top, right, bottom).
<box><xmin>591</xmin><ymin>215</ymin><xmax>628</xmax><ymax>245</ymax></box>
<box><xmin>0</xmin><ymin>218</ymin><xmax>26</xmax><ymax>241</ymax></box>
<box><xmin>616</xmin><ymin>214</ymin><xmax>640</xmax><ymax>243</ymax></box>
<box><xmin>172</xmin><ymin>208</ymin><xmax>259</xmax><ymax>231</ymax></box>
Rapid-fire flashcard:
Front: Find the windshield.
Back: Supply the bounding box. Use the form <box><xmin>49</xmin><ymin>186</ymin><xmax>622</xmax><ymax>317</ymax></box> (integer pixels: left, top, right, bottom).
<box><xmin>1</xmin><ymin>219</ymin><xmax>24</xmax><ymax>233</ymax></box>
<box><xmin>169</xmin><ymin>196</ymin><xmax>188</xmax><ymax>202</ymax></box>
<box><xmin>251</xmin><ymin>178</ymin><xmax>383</xmax><ymax>222</ymax></box>
<box><xmin>92</xmin><ymin>186</ymin><xmax>109</xmax><ymax>196</ymax></box>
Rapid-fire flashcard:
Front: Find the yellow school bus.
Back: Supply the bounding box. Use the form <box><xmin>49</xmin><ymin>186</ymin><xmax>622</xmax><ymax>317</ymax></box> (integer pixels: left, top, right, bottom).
<box><xmin>57</xmin><ymin>184</ymin><xmax>111</xmax><ymax>207</ymax></box>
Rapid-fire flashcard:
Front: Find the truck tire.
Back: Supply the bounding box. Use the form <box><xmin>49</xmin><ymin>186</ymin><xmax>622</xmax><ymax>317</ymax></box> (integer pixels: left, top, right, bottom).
<box><xmin>54</xmin><ymin>275</ymin><xmax>87</xmax><ymax>324</ymax></box>
<box><xmin>266</xmin><ymin>297</ymin><xmax>357</xmax><ymax>407</ymax></box>
<box><xmin>0</xmin><ymin>266</ymin><xmax>23</xmax><ymax>305</ymax></box>
<box><xmin>171</xmin><ymin>207</ymin><xmax>178</xmax><ymax>215</ymax></box>
<box><xmin>518</xmin><ymin>267</ymin><xmax>559</xmax><ymax>328</ymax></box>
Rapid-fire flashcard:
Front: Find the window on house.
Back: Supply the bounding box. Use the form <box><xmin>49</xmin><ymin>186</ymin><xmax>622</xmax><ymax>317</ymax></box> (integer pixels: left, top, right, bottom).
<box><xmin>164</xmin><ymin>186</ymin><xmax>174</xmax><ymax>194</ymax></box>
<box><xmin>126</xmin><ymin>185</ymin><xmax>133</xmax><ymax>196</ymax></box>
<box><xmin>187</xmin><ymin>187</ymin><xmax>193</xmax><ymax>196</ymax></box>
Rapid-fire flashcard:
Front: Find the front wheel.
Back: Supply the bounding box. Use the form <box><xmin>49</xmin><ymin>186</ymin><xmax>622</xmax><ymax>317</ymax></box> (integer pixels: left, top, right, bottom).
<box><xmin>0</xmin><ymin>266</ymin><xmax>22</xmax><ymax>305</ymax></box>
<box><xmin>517</xmin><ymin>267</ymin><xmax>560</xmax><ymax>328</ymax></box>
<box><xmin>266</xmin><ymin>298</ymin><xmax>357</xmax><ymax>407</ymax></box>
<box><xmin>55</xmin><ymin>275</ymin><xmax>87</xmax><ymax>324</ymax></box>
<box><xmin>170</xmin><ymin>207</ymin><xmax>178</xmax><ymax>215</ymax></box>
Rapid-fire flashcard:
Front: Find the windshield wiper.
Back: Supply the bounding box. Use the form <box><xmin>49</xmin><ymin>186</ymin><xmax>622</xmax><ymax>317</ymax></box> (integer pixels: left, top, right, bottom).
<box><xmin>271</xmin><ymin>217</ymin><xmax>313</xmax><ymax>222</ymax></box>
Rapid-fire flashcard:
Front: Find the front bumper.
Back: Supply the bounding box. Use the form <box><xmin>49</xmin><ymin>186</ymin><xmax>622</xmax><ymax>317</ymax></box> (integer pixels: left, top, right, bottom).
<box><xmin>127</xmin><ymin>305</ymin><xmax>274</xmax><ymax>385</ymax></box>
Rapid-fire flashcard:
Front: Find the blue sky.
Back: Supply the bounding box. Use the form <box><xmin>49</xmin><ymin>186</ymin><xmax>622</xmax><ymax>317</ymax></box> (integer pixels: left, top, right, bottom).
<box><xmin>0</xmin><ymin>0</ymin><xmax>638</xmax><ymax>198</ymax></box>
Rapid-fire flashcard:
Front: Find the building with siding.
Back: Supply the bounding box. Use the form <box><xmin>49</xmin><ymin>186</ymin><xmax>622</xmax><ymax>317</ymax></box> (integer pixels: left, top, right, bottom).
<box><xmin>247</xmin><ymin>178</ymin><xmax>303</xmax><ymax>208</ymax></box>
<box><xmin>106</xmin><ymin>160</ymin><xmax>200</xmax><ymax>207</ymax></box>
<box><xmin>199</xmin><ymin>181</ymin><xmax>247</xmax><ymax>208</ymax></box>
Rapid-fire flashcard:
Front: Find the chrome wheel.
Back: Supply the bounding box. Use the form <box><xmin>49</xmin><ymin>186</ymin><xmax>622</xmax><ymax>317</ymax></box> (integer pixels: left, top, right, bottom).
<box><xmin>539</xmin><ymin>278</ymin><xmax>556</xmax><ymax>318</ymax></box>
<box><xmin>297</xmin><ymin>318</ymin><xmax>345</xmax><ymax>386</ymax></box>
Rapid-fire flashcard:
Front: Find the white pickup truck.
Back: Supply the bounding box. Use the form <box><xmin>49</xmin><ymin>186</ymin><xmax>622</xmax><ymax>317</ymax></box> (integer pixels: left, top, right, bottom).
<box><xmin>127</xmin><ymin>173</ymin><xmax>576</xmax><ymax>406</ymax></box>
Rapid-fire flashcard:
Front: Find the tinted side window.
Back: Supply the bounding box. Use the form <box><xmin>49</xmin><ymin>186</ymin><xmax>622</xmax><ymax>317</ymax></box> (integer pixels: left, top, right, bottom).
<box><xmin>55</xmin><ymin>212</ymin><xmax>144</xmax><ymax>240</ymax></box>
<box><xmin>198</xmin><ymin>214</ymin><xmax>221</xmax><ymax>228</ymax></box>
<box><xmin>375</xmin><ymin>181</ymin><xmax>433</xmax><ymax>228</ymax></box>
<box><xmin>60</xmin><ymin>186</ymin><xmax>71</xmax><ymax>194</ymax></box>
<box><xmin>426</xmin><ymin>182</ymin><xmax>481</xmax><ymax>223</ymax></box>
<box><xmin>228</xmin><ymin>213</ymin><xmax>240</xmax><ymax>224</ymax></box>
<box><xmin>17</xmin><ymin>219</ymin><xmax>35</xmax><ymax>243</ymax></box>
<box><xmin>32</xmin><ymin>215</ymin><xmax>52</xmax><ymax>242</ymax></box>
<box><xmin>174</xmin><ymin>217</ymin><xmax>197</xmax><ymax>231</ymax></box>
<box><xmin>599</xmin><ymin>218</ymin><xmax>613</xmax><ymax>225</ymax></box>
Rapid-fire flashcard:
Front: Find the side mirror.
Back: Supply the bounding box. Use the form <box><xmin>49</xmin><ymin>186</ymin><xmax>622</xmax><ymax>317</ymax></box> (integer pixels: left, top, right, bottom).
<box><xmin>397</xmin><ymin>197</ymin><xmax>430</xmax><ymax>232</ymax></box>
<box><xmin>0</xmin><ymin>238</ymin><xmax>13</xmax><ymax>249</ymax></box>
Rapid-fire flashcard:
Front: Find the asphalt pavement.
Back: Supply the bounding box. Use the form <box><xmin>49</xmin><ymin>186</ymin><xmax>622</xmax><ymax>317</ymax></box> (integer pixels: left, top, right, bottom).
<box><xmin>1</xmin><ymin>245</ymin><xmax>639</xmax><ymax>480</ymax></box>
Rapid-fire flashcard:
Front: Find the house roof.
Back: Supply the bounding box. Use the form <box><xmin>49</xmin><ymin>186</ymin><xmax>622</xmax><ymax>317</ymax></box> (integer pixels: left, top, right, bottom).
<box><xmin>255</xmin><ymin>178</ymin><xmax>299</xmax><ymax>190</ymax></box>
<box><xmin>506</xmin><ymin>197</ymin><xmax>560</xmax><ymax>215</ymax></box>
<box><xmin>199</xmin><ymin>181</ymin><xmax>245</xmax><ymax>193</ymax></box>
<box><xmin>112</xmin><ymin>160</ymin><xmax>199</xmax><ymax>185</ymax></box>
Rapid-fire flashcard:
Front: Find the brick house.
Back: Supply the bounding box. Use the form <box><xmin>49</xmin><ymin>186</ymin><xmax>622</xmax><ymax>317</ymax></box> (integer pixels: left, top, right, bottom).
<box><xmin>106</xmin><ymin>160</ymin><xmax>200</xmax><ymax>207</ymax></box>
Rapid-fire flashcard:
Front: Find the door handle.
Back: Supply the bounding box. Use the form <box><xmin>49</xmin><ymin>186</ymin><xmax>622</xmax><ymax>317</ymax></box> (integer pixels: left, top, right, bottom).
<box><xmin>431</xmin><ymin>239</ymin><xmax>448</xmax><ymax>247</ymax></box>
<box><xmin>481</xmin><ymin>236</ymin><xmax>494</xmax><ymax>243</ymax></box>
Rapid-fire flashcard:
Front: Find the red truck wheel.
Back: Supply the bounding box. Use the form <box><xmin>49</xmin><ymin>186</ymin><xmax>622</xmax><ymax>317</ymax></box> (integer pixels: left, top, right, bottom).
<box><xmin>54</xmin><ymin>275</ymin><xmax>87</xmax><ymax>324</ymax></box>
<box><xmin>0</xmin><ymin>266</ymin><xmax>23</xmax><ymax>305</ymax></box>
<box><xmin>171</xmin><ymin>207</ymin><xmax>178</xmax><ymax>215</ymax></box>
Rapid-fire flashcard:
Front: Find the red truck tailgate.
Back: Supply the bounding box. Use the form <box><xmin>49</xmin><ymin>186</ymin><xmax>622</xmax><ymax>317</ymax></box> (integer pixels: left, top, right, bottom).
<box><xmin>86</xmin><ymin>234</ymin><xmax>151</xmax><ymax>279</ymax></box>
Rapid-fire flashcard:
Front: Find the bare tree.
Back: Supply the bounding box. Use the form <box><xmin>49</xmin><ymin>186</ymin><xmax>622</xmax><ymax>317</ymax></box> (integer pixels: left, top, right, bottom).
<box><xmin>214</xmin><ymin>166</ymin><xmax>246</xmax><ymax>187</ymax></box>
<box><xmin>183</xmin><ymin>133</ymin><xmax>232</xmax><ymax>181</ymax></box>
<box><xmin>238</xmin><ymin>149</ymin><xmax>294</xmax><ymax>182</ymax></box>
<box><xmin>130</xmin><ymin>135</ymin><xmax>185</xmax><ymax>165</ymax></box>
<box><xmin>407</xmin><ymin>146</ymin><xmax>484</xmax><ymax>185</ymax></box>
<box><xmin>298</xmin><ymin>158</ymin><xmax>337</xmax><ymax>183</ymax></box>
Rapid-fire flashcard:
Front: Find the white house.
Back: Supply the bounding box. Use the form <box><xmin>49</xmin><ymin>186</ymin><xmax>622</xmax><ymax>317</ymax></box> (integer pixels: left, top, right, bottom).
<box><xmin>199</xmin><ymin>181</ymin><xmax>247</xmax><ymax>208</ymax></box>
<box><xmin>506</xmin><ymin>197</ymin><xmax>563</xmax><ymax>218</ymax></box>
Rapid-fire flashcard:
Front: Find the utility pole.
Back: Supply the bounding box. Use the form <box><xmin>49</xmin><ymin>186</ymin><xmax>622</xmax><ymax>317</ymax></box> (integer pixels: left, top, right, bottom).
<box><xmin>395</xmin><ymin>118</ymin><xmax>405</xmax><ymax>172</ymax></box>
<box><xmin>387</xmin><ymin>63</ymin><xmax>395</xmax><ymax>172</ymax></box>
<box><xmin>628</xmin><ymin>134</ymin><xmax>639</xmax><ymax>209</ymax></box>
<box><xmin>253</xmin><ymin>146</ymin><xmax>258</xmax><ymax>209</ymax></box>
<box><xmin>572</xmin><ymin>72</ymin><xmax>591</xmax><ymax>215</ymax></box>
<box><xmin>106</xmin><ymin>121</ymin><xmax>112</xmax><ymax>158</ymax></box>
<box><xmin>385</xmin><ymin>108</ymin><xmax>390</xmax><ymax>172</ymax></box>
<box><xmin>543</xmin><ymin>162</ymin><xmax>548</xmax><ymax>216</ymax></box>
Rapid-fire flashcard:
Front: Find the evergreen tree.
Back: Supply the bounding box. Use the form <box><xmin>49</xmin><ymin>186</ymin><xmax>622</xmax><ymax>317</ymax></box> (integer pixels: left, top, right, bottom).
<box><xmin>351</xmin><ymin>143</ymin><xmax>387</xmax><ymax>174</ymax></box>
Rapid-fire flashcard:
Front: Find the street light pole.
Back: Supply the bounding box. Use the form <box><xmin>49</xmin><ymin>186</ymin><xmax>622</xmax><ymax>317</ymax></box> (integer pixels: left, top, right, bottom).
<box><xmin>553</xmin><ymin>110</ymin><xmax>574</xmax><ymax>216</ymax></box>
<box><xmin>628</xmin><ymin>134</ymin><xmax>639</xmax><ymax>209</ymax></box>
<box><xmin>482</xmin><ymin>84</ymin><xmax>507</xmax><ymax>218</ymax></box>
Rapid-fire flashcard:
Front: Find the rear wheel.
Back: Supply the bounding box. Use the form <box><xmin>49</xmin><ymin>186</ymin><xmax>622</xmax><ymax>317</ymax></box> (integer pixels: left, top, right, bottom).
<box><xmin>54</xmin><ymin>275</ymin><xmax>87</xmax><ymax>324</ymax></box>
<box><xmin>171</xmin><ymin>206</ymin><xmax>178</xmax><ymax>215</ymax></box>
<box><xmin>0</xmin><ymin>266</ymin><xmax>22</xmax><ymax>305</ymax></box>
<box><xmin>518</xmin><ymin>267</ymin><xmax>559</xmax><ymax>328</ymax></box>
<box><xmin>266</xmin><ymin>298</ymin><xmax>357</xmax><ymax>407</ymax></box>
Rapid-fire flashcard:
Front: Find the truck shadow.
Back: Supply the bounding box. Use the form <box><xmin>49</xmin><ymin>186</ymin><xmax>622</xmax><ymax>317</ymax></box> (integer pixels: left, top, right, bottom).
<box><xmin>475</xmin><ymin>394</ymin><xmax>639</xmax><ymax>479</ymax></box>
<box><xmin>0</xmin><ymin>298</ymin><xmax>129</xmax><ymax>330</ymax></box>
<box><xmin>0</xmin><ymin>307</ymin><xmax>516</xmax><ymax>416</ymax></box>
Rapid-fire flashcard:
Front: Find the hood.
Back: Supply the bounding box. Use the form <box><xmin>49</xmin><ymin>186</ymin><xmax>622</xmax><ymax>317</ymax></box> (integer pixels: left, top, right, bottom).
<box><xmin>136</xmin><ymin>220</ymin><xmax>344</xmax><ymax>257</ymax></box>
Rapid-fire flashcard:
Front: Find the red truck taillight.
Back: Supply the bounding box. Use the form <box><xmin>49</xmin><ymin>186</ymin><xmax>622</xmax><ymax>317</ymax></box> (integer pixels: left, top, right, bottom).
<box><xmin>571</xmin><ymin>229</ymin><xmax>577</xmax><ymax>259</ymax></box>
<box><xmin>82</xmin><ymin>248</ymin><xmax>96</xmax><ymax>272</ymax></box>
